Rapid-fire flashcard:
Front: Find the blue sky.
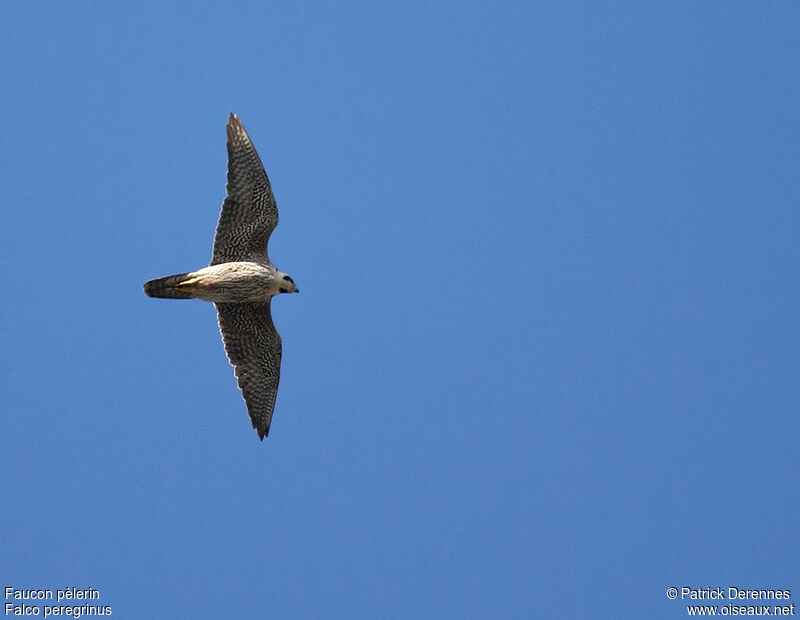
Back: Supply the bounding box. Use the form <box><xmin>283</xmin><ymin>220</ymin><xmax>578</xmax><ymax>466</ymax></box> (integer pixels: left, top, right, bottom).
<box><xmin>2</xmin><ymin>2</ymin><xmax>798</xmax><ymax>618</ymax></box>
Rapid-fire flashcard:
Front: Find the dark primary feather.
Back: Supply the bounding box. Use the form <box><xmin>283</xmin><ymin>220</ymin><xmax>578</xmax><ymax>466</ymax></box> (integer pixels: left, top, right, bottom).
<box><xmin>216</xmin><ymin>301</ymin><xmax>282</xmax><ymax>439</ymax></box>
<box><xmin>211</xmin><ymin>114</ymin><xmax>279</xmax><ymax>266</ymax></box>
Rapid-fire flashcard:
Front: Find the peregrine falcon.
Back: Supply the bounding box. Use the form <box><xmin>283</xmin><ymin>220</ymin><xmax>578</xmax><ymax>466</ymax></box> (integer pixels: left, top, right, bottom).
<box><xmin>144</xmin><ymin>114</ymin><xmax>298</xmax><ymax>440</ymax></box>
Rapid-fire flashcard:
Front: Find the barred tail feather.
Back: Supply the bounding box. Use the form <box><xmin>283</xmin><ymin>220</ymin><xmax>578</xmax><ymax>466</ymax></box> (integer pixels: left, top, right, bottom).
<box><xmin>143</xmin><ymin>273</ymin><xmax>197</xmax><ymax>299</ymax></box>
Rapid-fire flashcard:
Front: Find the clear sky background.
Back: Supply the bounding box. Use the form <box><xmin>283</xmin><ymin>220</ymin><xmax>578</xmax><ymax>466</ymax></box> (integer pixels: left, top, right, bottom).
<box><xmin>2</xmin><ymin>3</ymin><xmax>798</xmax><ymax>618</ymax></box>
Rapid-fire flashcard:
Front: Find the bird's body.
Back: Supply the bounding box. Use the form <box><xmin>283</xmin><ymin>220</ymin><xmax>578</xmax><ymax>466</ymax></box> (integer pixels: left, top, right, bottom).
<box><xmin>145</xmin><ymin>261</ymin><xmax>288</xmax><ymax>303</ymax></box>
<box><xmin>144</xmin><ymin>114</ymin><xmax>298</xmax><ymax>440</ymax></box>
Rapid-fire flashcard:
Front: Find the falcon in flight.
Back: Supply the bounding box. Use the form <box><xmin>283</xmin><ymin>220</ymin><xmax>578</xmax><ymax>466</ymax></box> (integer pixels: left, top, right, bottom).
<box><xmin>144</xmin><ymin>114</ymin><xmax>298</xmax><ymax>440</ymax></box>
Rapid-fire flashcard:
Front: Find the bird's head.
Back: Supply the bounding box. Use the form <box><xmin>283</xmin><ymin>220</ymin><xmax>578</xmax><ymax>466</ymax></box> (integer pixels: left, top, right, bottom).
<box><xmin>277</xmin><ymin>272</ymin><xmax>299</xmax><ymax>294</ymax></box>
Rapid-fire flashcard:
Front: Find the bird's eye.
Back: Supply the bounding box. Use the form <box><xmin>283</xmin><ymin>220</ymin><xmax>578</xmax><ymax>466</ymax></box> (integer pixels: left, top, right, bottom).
<box><xmin>282</xmin><ymin>275</ymin><xmax>294</xmax><ymax>283</ymax></box>
<box><xmin>279</xmin><ymin>288</ymin><xmax>288</xmax><ymax>294</ymax></box>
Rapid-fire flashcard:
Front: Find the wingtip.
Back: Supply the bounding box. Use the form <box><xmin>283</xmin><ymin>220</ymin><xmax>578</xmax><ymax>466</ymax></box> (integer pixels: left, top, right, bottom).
<box><xmin>226</xmin><ymin>113</ymin><xmax>246</xmax><ymax>140</ymax></box>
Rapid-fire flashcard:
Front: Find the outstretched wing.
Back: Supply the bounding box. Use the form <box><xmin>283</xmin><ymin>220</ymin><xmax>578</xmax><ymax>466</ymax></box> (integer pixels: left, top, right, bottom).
<box><xmin>216</xmin><ymin>301</ymin><xmax>282</xmax><ymax>439</ymax></box>
<box><xmin>211</xmin><ymin>114</ymin><xmax>278</xmax><ymax>265</ymax></box>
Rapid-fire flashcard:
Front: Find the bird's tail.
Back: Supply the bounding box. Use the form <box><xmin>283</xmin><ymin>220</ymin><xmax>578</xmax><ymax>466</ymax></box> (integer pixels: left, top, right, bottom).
<box><xmin>143</xmin><ymin>273</ymin><xmax>198</xmax><ymax>299</ymax></box>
